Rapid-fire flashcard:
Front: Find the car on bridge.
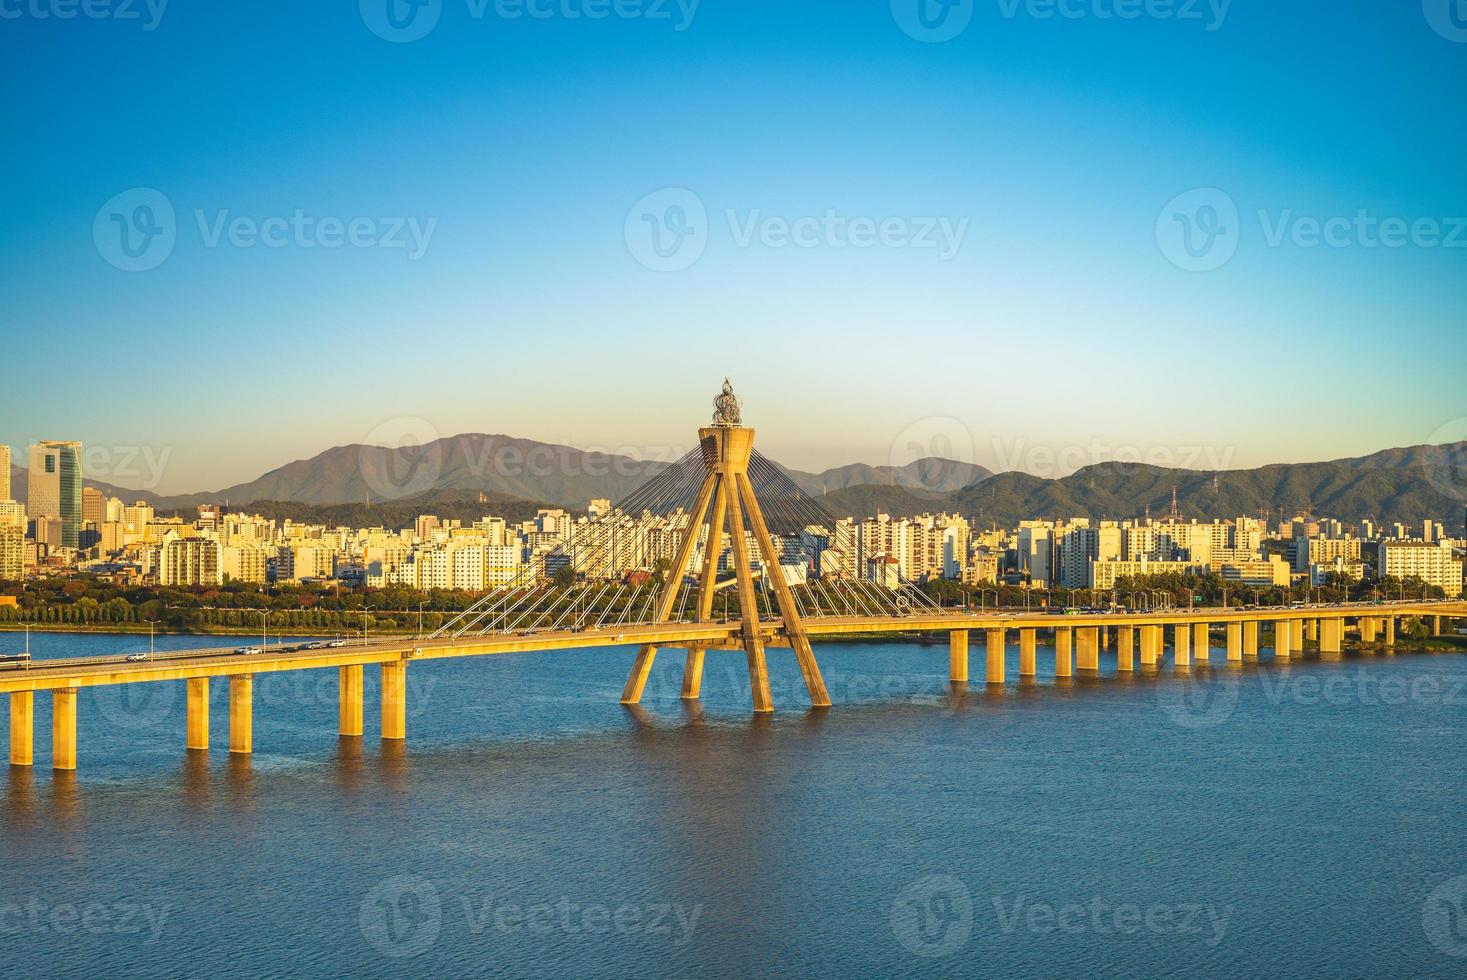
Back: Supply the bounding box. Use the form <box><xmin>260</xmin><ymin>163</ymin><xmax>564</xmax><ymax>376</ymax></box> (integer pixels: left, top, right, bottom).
<box><xmin>124</xmin><ymin>653</ymin><xmax>149</xmax><ymax>663</ymax></box>
<box><xmin>327</xmin><ymin>640</ymin><xmax>347</xmax><ymax>648</ymax></box>
<box><xmin>235</xmin><ymin>646</ymin><xmax>262</xmax><ymax>656</ymax></box>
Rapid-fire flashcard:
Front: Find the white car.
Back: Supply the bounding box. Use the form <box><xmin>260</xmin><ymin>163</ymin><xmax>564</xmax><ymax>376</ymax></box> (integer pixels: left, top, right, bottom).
<box><xmin>327</xmin><ymin>640</ymin><xmax>347</xmax><ymax>649</ymax></box>
<box><xmin>235</xmin><ymin>646</ymin><xmax>262</xmax><ymax>656</ymax></box>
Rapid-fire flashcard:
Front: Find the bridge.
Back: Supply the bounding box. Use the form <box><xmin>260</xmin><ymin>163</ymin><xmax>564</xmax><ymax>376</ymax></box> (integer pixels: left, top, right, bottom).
<box><xmin>4</xmin><ymin>381</ymin><xmax>1465</xmax><ymax>771</ymax></box>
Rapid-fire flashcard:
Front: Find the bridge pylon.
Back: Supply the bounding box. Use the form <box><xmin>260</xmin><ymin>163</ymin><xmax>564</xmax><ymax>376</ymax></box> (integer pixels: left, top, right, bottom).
<box><xmin>620</xmin><ymin>380</ymin><xmax>831</xmax><ymax>712</ymax></box>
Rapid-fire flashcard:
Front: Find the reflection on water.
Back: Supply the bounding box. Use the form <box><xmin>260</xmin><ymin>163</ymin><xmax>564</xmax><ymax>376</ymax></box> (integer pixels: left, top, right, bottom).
<box><xmin>2</xmin><ymin>638</ymin><xmax>1467</xmax><ymax>976</ymax></box>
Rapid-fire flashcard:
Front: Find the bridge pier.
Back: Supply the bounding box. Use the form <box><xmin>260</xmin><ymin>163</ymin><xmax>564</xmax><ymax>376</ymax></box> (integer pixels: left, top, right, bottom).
<box><xmin>1055</xmin><ymin>628</ymin><xmax>1073</xmax><ymax>678</ymax></box>
<box><xmin>1193</xmin><ymin>622</ymin><xmax>1210</xmax><ymax>663</ymax></box>
<box><xmin>1117</xmin><ymin>626</ymin><xmax>1135</xmax><ymax>671</ymax></box>
<box><xmin>1077</xmin><ymin>628</ymin><xmax>1099</xmax><ymax>672</ymax></box>
<box><xmin>382</xmin><ymin>661</ymin><xmax>407</xmax><ymax>740</ymax></box>
<box><xmin>1384</xmin><ymin>617</ymin><xmax>1396</xmax><ymax>647</ymax></box>
<box><xmin>1360</xmin><ymin>618</ymin><xmax>1377</xmax><ymax>644</ymax></box>
<box><xmin>1243</xmin><ymin>621</ymin><xmax>1259</xmax><ymax>659</ymax></box>
<box><xmin>1433</xmin><ymin>616</ymin><xmax>1442</xmax><ymax>637</ymax></box>
<box><xmin>1226</xmin><ymin>622</ymin><xmax>1242</xmax><ymax>662</ymax></box>
<box><xmin>1275</xmin><ymin>622</ymin><xmax>1293</xmax><ymax>661</ymax></box>
<box><xmin>1139</xmin><ymin>625</ymin><xmax>1161</xmax><ymax>668</ymax></box>
<box><xmin>620</xmin><ymin>646</ymin><xmax>658</xmax><ymax>705</ymax></box>
<box><xmin>949</xmin><ymin>630</ymin><xmax>969</xmax><ymax>684</ymax></box>
<box><xmin>681</xmin><ymin>648</ymin><xmax>706</xmax><ymax>700</ymax></box>
<box><xmin>1019</xmin><ymin>629</ymin><xmax>1036</xmax><ymax>677</ymax></box>
<box><xmin>1290</xmin><ymin>619</ymin><xmax>1304</xmax><ymax>651</ymax></box>
<box><xmin>230</xmin><ymin>675</ymin><xmax>252</xmax><ymax>755</ymax></box>
<box><xmin>339</xmin><ymin>666</ymin><xmax>363</xmax><ymax>737</ymax></box>
<box><xmin>1173</xmin><ymin>624</ymin><xmax>1191</xmax><ymax>667</ymax></box>
<box><xmin>52</xmin><ymin>688</ymin><xmax>77</xmax><ymax>771</ymax></box>
<box><xmin>1320</xmin><ymin>618</ymin><xmax>1343</xmax><ymax>656</ymax></box>
<box><xmin>187</xmin><ymin>678</ymin><xmax>209</xmax><ymax>751</ymax></box>
<box><xmin>9</xmin><ymin>692</ymin><xmax>33</xmax><ymax>767</ymax></box>
<box><xmin>986</xmin><ymin>629</ymin><xmax>1006</xmax><ymax>684</ymax></box>
<box><xmin>1306</xmin><ymin>619</ymin><xmax>1319</xmax><ymax>643</ymax></box>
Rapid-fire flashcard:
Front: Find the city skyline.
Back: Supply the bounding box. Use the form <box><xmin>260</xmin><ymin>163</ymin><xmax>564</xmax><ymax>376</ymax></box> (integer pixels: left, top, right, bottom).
<box><xmin>6</xmin><ymin>3</ymin><xmax>1466</xmax><ymax>493</ymax></box>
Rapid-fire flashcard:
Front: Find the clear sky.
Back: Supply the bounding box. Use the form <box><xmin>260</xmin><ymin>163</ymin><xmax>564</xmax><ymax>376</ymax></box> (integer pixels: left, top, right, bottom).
<box><xmin>3</xmin><ymin>0</ymin><xmax>1465</xmax><ymax>493</ymax></box>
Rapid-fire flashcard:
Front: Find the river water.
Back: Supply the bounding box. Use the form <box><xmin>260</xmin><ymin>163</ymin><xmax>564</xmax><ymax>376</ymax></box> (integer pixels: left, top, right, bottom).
<box><xmin>3</xmin><ymin>631</ymin><xmax>1466</xmax><ymax>977</ymax></box>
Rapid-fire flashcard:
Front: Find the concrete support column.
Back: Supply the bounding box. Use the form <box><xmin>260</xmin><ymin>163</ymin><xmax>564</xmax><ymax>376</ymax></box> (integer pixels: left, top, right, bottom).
<box><xmin>1360</xmin><ymin>618</ymin><xmax>1377</xmax><ymax>644</ymax></box>
<box><xmin>1432</xmin><ymin>616</ymin><xmax>1442</xmax><ymax>637</ymax></box>
<box><xmin>949</xmin><ymin>630</ymin><xmax>970</xmax><ymax>684</ymax></box>
<box><xmin>1243</xmin><ymin>621</ymin><xmax>1259</xmax><ymax>659</ymax></box>
<box><xmin>620</xmin><ymin>646</ymin><xmax>658</xmax><ymax>705</ymax></box>
<box><xmin>1306</xmin><ymin>619</ymin><xmax>1319</xmax><ymax>642</ymax></box>
<box><xmin>1290</xmin><ymin>619</ymin><xmax>1304</xmax><ymax>651</ymax></box>
<box><xmin>986</xmin><ymin>629</ymin><xmax>1006</xmax><ymax>685</ymax></box>
<box><xmin>230</xmin><ymin>675</ymin><xmax>253</xmax><ymax>755</ymax></box>
<box><xmin>381</xmin><ymin>661</ymin><xmax>407</xmax><ymax>740</ymax></box>
<box><xmin>1384</xmin><ymin>618</ymin><xmax>1396</xmax><ymax>647</ymax></box>
<box><xmin>1077</xmin><ymin>627</ymin><xmax>1099</xmax><ymax>672</ymax></box>
<box><xmin>1173</xmin><ymin>624</ymin><xmax>1191</xmax><ymax>667</ymax></box>
<box><xmin>1227</xmin><ymin>622</ymin><xmax>1243</xmax><ymax>662</ymax></box>
<box><xmin>1320</xmin><ymin>618</ymin><xmax>1343</xmax><ymax>655</ymax></box>
<box><xmin>1276</xmin><ymin>621</ymin><xmax>1293</xmax><ymax>661</ymax></box>
<box><xmin>1101</xmin><ymin>627</ymin><xmax>1111</xmax><ymax>650</ymax></box>
<box><xmin>1140</xmin><ymin>625</ymin><xmax>1161</xmax><ymax>667</ymax></box>
<box><xmin>681</xmin><ymin>648</ymin><xmax>706</xmax><ymax>700</ymax></box>
<box><xmin>339</xmin><ymin>665</ymin><xmax>363</xmax><ymax>737</ymax></box>
<box><xmin>52</xmin><ymin>688</ymin><xmax>78</xmax><ymax>771</ymax></box>
<box><xmin>1193</xmin><ymin>623</ymin><xmax>1210</xmax><ymax>663</ymax></box>
<box><xmin>186</xmin><ymin>677</ymin><xmax>210</xmax><ymax>750</ymax></box>
<box><xmin>1055</xmin><ymin>628</ymin><xmax>1073</xmax><ymax>678</ymax></box>
<box><xmin>1019</xmin><ymin>629</ymin><xmax>1037</xmax><ymax>677</ymax></box>
<box><xmin>1117</xmin><ymin>626</ymin><xmax>1135</xmax><ymax>672</ymax></box>
<box><xmin>9</xmin><ymin>691</ymin><xmax>33</xmax><ymax>767</ymax></box>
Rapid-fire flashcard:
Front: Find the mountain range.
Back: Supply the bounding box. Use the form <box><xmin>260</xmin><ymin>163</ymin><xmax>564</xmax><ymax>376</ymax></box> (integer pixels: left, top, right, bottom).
<box><xmin>7</xmin><ymin>436</ymin><xmax>1466</xmax><ymax>530</ymax></box>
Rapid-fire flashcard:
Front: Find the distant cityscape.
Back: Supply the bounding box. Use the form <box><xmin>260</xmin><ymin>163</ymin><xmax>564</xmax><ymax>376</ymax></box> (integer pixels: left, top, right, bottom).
<box><xmin>2</xmin><ymin>439</ymin><xmax>1464</xmax><ymax>601</ymax></box>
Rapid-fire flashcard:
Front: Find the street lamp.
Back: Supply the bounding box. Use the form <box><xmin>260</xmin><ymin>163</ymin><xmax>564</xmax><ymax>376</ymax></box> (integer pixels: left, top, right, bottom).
<box><xmin>362</xmin><ymin>604</ymin><xmax>375</xmax><ymax>647</ymax></box>
<box><xmin>145</xmin><ymin>619</ymin><xmax>158</xmax><ymax>659</ymax></box>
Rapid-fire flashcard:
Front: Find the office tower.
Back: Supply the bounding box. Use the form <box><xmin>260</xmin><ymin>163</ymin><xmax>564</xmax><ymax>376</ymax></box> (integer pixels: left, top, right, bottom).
<box><xmin>0</xmin><ymin>444</ymin><xmax>9</xmax><ymax>501</ymax></box>
<box><xmin>27</xmin><ymin>441</ymin><xmax>83</xmax><ymax>549</ymax></box>
<box><xmin>82</xmin><ymin>486</ymin><xmax>105</xmax><ymax>527</ymax></box>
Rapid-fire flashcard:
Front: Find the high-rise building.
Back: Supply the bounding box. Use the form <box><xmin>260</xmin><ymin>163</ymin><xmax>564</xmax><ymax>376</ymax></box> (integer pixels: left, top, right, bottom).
<box><xmin>0</xmin><ymin>444</ymin><xmax>10</xmax><ymax>501</ymax></box>
<box><xmin>0</xmin><ymin>524</ymin><xmax>22</xmax><ymax>580</ymax></box>
<box><xmin>27</xmin><ymin>441</ymin><xmax>83</xmax><ymax>549</ymax></box>
<box><xmin>82</xmin><ymin>487</ymin><xmax>105</xmax><ymax>527</ymax></box>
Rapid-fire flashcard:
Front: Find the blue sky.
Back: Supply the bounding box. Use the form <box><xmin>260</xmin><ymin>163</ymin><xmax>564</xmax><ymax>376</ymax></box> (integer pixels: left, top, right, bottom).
<box><xmin>3</xmin><ymin>0</ymin><xmax>1465</xmax><ymax>493</ymax></box>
